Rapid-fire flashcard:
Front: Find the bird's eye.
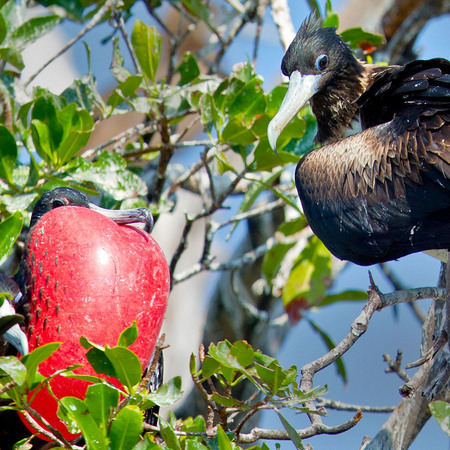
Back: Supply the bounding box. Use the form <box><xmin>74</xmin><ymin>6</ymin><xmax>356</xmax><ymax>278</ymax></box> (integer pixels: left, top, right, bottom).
<box><xmin>52</xmin><ymin>199</ymin><xmax>65</xmax><ymax>208</ymax></box>
<box><xmin>315</xmin><ymin>54</ymin><xmax>329</xmax><ymax>71</ymax></box>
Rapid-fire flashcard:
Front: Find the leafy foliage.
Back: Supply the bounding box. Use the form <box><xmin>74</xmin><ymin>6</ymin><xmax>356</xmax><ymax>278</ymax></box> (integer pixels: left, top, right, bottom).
<box><xmin>0</xmin><ymin>328</ymin><xmax>322</xmax><ymax>449</ymax></box>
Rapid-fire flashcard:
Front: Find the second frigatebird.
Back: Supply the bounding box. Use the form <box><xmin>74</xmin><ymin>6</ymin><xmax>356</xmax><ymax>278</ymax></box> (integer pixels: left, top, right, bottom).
<box><xmin>0</xmin><ymin>187</ymin><xmax>168</xmax><ymax>441</ymax></box>
<box><xmin>268</xmin><ymin>15</ymin><xmax>450</xmax><ymax>266</ymax></box>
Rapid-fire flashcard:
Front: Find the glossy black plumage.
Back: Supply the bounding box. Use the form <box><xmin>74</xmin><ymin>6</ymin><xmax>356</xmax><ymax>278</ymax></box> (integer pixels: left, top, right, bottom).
<box><xmin>268</xmin><ymin>15</ymin><xmax>450</xmax><ymax>265</ymax></box>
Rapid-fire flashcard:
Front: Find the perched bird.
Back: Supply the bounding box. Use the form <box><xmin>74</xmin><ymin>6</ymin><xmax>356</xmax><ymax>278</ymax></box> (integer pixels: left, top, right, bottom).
<box><xmin>0</xmin><ymin>187</ymin><xmax>169</xmax><ymax>442</ymax></box>
<box><xmin>268</xmin><ymin>15</ymin><xmax>450</xmax><ymax>266</ymax></box>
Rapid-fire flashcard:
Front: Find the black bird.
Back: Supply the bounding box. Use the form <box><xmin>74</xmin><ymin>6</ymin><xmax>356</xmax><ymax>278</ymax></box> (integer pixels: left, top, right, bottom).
<box><xmin>268</xmin><ymin>15</ymin><xmax>450</xmax><ymax>266</ymax></box>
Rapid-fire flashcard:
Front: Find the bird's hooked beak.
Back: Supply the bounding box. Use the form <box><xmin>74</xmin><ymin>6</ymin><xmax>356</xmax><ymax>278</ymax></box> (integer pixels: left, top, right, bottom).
<box><xmin>0</xmin><ymin>293</ymin><xmax>28</xmax><ymax>355</ymax></box>
<box><xmin>268</xmin><ymin>70</ymin><xmax>321</xmax><ymax>151</ymax></box>
<box><xmin>88</xmin><ymin>204</ymin><xmax>154</xmax><ymax>233</ymax></box>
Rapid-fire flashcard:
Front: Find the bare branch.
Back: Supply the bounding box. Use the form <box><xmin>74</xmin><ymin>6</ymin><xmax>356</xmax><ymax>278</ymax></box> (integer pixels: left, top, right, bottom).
<box><xmin>22</xmin><ymin>405</ymin><xmax>73</xmax><ymax>448</ymax></box>
<box><xmin>270</xmin><ymin>0</ymin><xmax>296</xmax><ymax>52</ymax></box>
<box><xmin>383</xmin><ymin>350</ymin><xmax>410</xmax><ymax>383</ymax></box>
<box><xmin>237</xmin><ymin>410</ymin><xmax>362</xmax><ymax>444</ymax></box>
<box><xmin>316</xmin><ymin>397</ymin><xmax>395</xmax><ymax>413</ymax></box>
<box><xmin>378</xmin><ymin>287</ymin><xmax>445</xmax><ymax>309</ymax></box>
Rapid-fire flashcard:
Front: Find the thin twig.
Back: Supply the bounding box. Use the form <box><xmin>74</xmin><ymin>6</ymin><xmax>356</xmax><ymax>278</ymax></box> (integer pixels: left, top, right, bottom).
<box><xmin>316</xmin><ymin>397</ymin><xmax>395</xmax><ymax>413</ymax></box>
<box><xmin>383</xmin><ymin>350</ymin><xmax>410</xmax><ymax>383</ymax></box>
<box><xmin>173</xmin><ymin>234</ymin><xmax>276</xmax><ymax>284</ymax></box>
<box><xmin>212</xmin><ymin>0</ymin><xmax>259</xmax><ymax>72</ymax></box>
<box><xmin>143</xmin><ymin>411</ymin><xmax>362</xmax><ymax>443</ymax></box>
<box><xmin>405</xmin><ymin>330</ymin><xmax>448</xmax><ymax>369</ymax></box>
<box><xmin>25</xmin><ymin>0</ymin><xmax>119</xmax><ymax>87</ymax></box>
<box><xmin>237</xmin><ymin>410</ymin><xmax>363</xmax><ymax>444</ymax></box>
<box><xmin>252</xmin><ymin>0</ymin><xmax>269</xmax><ymax>66</ymax></box>
<box><xmin>83</xmin><ymin>123</ymin><xmax>156</xmax><ymax>159</ymax></box>
<box><xmin>114</xmin><ymin>13</ymin><xmax>140</xmax><ymax>73</ymax></box>
<box><xmin>169</xmin><ymin>214</ymin><xmax>194</xmax><ymax>282</ymax></box>
<box><xmin>270</xmin><ymin>0</ymin><xmax>296</xmax><ymax>52</ymax></box>
<box><xmin>300</xmin><ymin>274</ymin><xmax>383</xmax><ymax>425</ymax></box>
<box><xmin>163</xmin><ymin>144</ymin><xmax>221</xmax><ymax>196</ymax></box>
<box><xmin>22</xmin><ymin>405</ymin><xmax>73</xmax><ymax>448</ymax></box>
<box><xmin>378</xmin><ymin>287</ymin><xmax>445</xmax><ymax>309</ymax></box>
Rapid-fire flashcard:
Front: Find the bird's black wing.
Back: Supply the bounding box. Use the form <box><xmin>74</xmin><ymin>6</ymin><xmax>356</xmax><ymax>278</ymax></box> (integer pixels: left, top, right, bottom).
<box><xmin>358</xmin><ymin>58</ymin><xmax>450</xmax><ymax>130</ymax></box>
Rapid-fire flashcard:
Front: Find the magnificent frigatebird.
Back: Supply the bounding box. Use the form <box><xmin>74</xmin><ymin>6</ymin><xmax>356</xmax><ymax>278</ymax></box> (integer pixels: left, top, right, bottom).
<box><xmin>268</xmin><ymin>15</ymin><xmax>450</xmax><ymax>266</ymax></box>
<box><xmin>0</xmin><ymin>187</ymin><xmax>166</xmax><ymax>442</ymax></box>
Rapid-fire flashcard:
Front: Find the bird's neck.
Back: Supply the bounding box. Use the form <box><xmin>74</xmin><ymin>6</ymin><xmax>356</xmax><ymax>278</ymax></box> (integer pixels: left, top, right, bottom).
<box><xmin>312</xmin><ymin>61</ymin><xmax>378</xmax><ymax>145</ymax></box>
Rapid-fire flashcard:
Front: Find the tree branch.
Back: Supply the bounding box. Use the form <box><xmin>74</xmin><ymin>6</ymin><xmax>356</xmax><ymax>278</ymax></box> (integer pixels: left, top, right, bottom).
<box><xmin>237</xmin><ymin>410</ymin><xmax>362</xmax><ymax>444</ymax></box>
<box><xmin>270</xmin><ymin>0</ymin><xmax>296</xmax><ymax>52</ymax></box>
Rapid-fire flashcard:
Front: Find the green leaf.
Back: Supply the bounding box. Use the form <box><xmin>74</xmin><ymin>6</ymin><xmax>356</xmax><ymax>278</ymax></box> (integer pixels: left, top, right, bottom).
<box><xmin>0</xmin><ymin>47</ymin><xmax>24</xmax><ymax>70</ymax></box>
<box><xmin>30</xmin><ymin>96</ymin><xmax>93</xmax><ymax>168</ymax></box>
<box><xmin>255</xmin><ymin>362</ymin><xmax>284</xmax><ymax>394</ymax></box>
<box><xmin>86</xmin><ymin>346</ymin><xmax>117</xmax><ymax>379</ymax></box>
<box><xmin>262</xmin><ymin>216</ymin><xmax>308</xmax><ymax>287</ymax></box>
<box><xmin>70</xmin><ymin>151</ymin><xmax>148</xmax><ymax>200</ymax></box>
<box><xmin>55</xmin><ymin>103</ymin><xmax>94</xmax><ymax>165</ymax></box>
<box><xmin>307</xmin><ymin>318</ymin><xmax>347</xmax><ymax>384</ymax></box>
<box><xmin>429</xmin><ymin>401</ymin><xmax>450</xmax><ymax>436</ymax></box>
<box><xmin>104</xmin><ymin>346</ymin><xmax>142</xmax><ymax>391</ymax></box>
<box><xmin>159</xmin><ymin>416</ymin><xmax>182</xmax><ymax>450</ymax></box>
<box><xmin>110</xmin><ymin>405</ymin><xmax>143</xmax><ymax>450</ymax></box>
<box><xmin>21</xmin><ymin>342</ymin><xmax>61</xmax><ymax>387</ymax></box>
<box><xmin>84</xmin><ymin>383</ymin><xmax>120</xmax><ymax>431</ymax></box>
<box><xmin>59</xmin><ymin>397</ymin><xmax>109</xmax><ymax>449</ymax></box>
<box><xmin>61</xmin><ymin>71</ymin><xmax>106</xmax><ymax>115</ymax></box>
<box><xmin>211</xmin><ymin>392</ymin><xmax>239</xmax><ymax>408</ymax></box>
<box><xmin>221</xmin><ymin>117</ymin><xmax>256</xmax><ymax>145</ymax></box>
<box><xmin>216</xmin><ymin>424</ymin><xmax>234</xmax><ymax>450</ymax></box>
<box><xmin>230</xmin><ymin>340</ymin><xmax>254</xmax><ymax>368</ymax></box>
<box><xmin>275</xmin><ymin>409</ymin><xmax>305</xmax><ymax>449</ymax></box>
<box><xmin>0</xmin><ymin>356</ymin><xmax>26</xmax><ymax>385</ymax></box>
<box><xmin>0</xmin><ymin>126</ymin><xmax>17</xmax><ymax>185</ymax></box>
<box><xmin>201</xmin><ymin>356</ymin><xmax>221</xmax><ymax>379</ymax></box>
<box><xmin>62</xmin><ymin>371</ymin><xmax>105</xmax><ymax>384</ymax></box>
<box><xmin>282</xmin><ymin>235</ymin><xmax>332</xmax><ymax>307</ymax></box>
<box><xmin>208</xmin><ymin>341</ymin><xmax>244</xmax><ymax>372</ymax></box>
<box><xmin>340</xmin><ymin>27</ymin><xmax>384</xmax><ymax>51</ymax></box>
<box><xmin>176</xmin><ymin>52</ymin><xmax>200</xmax><ymax>86</ymax></box>
<box><xmin>117</xmin><ymin>321</ymin><xmax>138</xmax><ymax>347</ymax></box>
<box><xmin>131</xmin><ymin>21</ymin><xmax>162</xmax><ymax>84</ymax></box>
<box><xmin>0</xmin><ymin>193</ymin><xmax>37</xmax><ymax>214</ymax></box>
<box><xmin>249</xmin><ymin>142</ymin><xmax>299</xmax><ymax>172</ymax></box>
<box><xmin>185</xmin><ymin>441</ymin><xmax>209</xmax><ymax>450</ymax></box>
<box><xmin>0</xmin><ymin>13</ymin><xmax>6</xmax><ymax>45</ymax></box>
<box><xmin>10</xmin><ymin>15</ymin><xmax>60</xmax><ymax>50</ymax></box>
<box><xmin>0</xmin><ymin>212</ymin><xmax>23</xmax><ymax>265</ymax></box>
<box><xmin>323</xmin><ymin>12</ymin><xmax>339</xmax><ymax>28</ymax></box>
<box><xmin>108</xmin><ymin>74</ymin><xmax>142</xmax><ymax>109</ymax></box>
<box><xmin>141</xmin><ymin>376</ymin><xmax>183</xmax><ymax>408</ymax></box>
<box><xmin>180</xmin><ymin>0</ymin><xmax>209</xmax><ymax>21</ymax></box>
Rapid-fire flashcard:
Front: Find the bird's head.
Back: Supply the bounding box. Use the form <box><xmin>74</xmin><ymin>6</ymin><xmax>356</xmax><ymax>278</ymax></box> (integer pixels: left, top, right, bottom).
<box><xmin>31</xmin><ymin>187</ymin><xmax>154</xmax><ymax>232</ymax></box>
<box><xmin>268</xmin><ymin>14</ymin><xmax>364</xmax><ymax>150</ymax></box>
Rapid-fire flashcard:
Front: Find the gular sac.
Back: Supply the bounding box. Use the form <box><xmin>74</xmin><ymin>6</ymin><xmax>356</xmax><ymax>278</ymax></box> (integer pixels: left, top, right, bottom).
<box><xmin>19</xmin><ymin>205</ymin><xmax>170</xmax><ymax>440</ymax></box>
